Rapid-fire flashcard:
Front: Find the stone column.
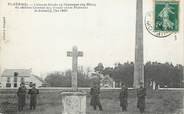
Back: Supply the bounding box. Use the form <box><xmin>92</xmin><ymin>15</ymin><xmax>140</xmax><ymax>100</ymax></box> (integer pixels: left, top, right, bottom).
<box><xmin>72</xmin><ymin>46</ymin><xmax>78</xmax><ymax>90</ymax></box>
<box><xmin>133</xmin><ymin>0</ymin><xmax>144</xmax><ymax>88</ymax></box>
<box><xmin>183</xmin><ymin>0</ymin><xmax>184</xmax><ymax>88</ymax></box>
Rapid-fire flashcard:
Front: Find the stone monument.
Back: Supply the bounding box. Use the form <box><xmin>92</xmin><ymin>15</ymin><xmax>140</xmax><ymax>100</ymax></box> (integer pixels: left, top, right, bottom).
<box><xmin>61</xmin><ymin>46</ymin><xmax>86</xmax><ymax>114</ymax></box>
<box><xmin>133</xmin><ymin>0</ymin><xmax>144</xmax><ymax>88</ymax></box>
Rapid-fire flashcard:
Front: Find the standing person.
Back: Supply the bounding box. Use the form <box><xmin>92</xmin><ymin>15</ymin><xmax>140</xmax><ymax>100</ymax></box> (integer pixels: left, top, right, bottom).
<box><xmin>28</xmin><ymin>83</ymin><xmax>39</xmax><ymax>110</ymax></box>
<box><xmin>90</xmin><ymin>84</ymin><xmax>103</xmax><ymax>111</ymax></box>
<box><xmin>137</xmin><ymin>82</ymin><xmax>146</xmax><ymax>113</ymax></box>
<box><xmin>17</xmin><ymin>83</ymin><xmax>27</xmax><ymax>111</ymax></box>
<box><xmin>119</xmin><ymin>83</ymin><xmax>128</xmax><ymax>112</ymax></box>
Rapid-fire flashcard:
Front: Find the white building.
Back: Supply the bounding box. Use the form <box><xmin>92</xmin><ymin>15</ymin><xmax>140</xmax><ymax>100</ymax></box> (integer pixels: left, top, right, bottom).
<box><xmin>0</xmin><ymin>69</ymin><xmax>45</xmax><ymax>88</ymax></box>
<box><xmin>100</xmin><ymin>74</ymin><xmax>115</xmax><ymax>88</ymax></box>
<box><xmin>88</xmin><ymin>72</ymin><xmax>115</xmax><ymax>88</ymax></box>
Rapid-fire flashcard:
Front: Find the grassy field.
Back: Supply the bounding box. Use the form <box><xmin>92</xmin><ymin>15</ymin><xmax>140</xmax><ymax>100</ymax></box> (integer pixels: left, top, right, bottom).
<box><xmin>0</xmin><ymin>88</ymin><xmax>183</xmax><ymax>114</ymax></box>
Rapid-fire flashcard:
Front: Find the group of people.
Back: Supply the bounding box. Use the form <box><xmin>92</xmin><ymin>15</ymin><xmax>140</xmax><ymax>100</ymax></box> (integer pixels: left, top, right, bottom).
<box><xmin>17</xmin><ymin>82</ymin><xmax>146</xmax><ymax>113</ymax></box>
<box><xmin>17</xmin><ymin>83</ymin><xmax>39</xmax><ymax>111</ymax></box>
<box><xmin>90</xmin><ymin>82</ymin><xmax>146</xmax><ymax>113</ymax></box>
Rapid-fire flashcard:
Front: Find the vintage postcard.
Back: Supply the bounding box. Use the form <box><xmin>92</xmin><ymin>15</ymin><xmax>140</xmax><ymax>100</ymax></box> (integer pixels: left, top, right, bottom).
<box><xmin>0</xmin><ymin>0</ymin><xmax>184</xmax><ymax>114</ymax></box>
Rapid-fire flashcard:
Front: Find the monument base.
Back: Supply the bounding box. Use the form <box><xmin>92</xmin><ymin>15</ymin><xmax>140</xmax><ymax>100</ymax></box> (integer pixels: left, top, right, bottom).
<box><xmin>61</xmin><ymin>91</ymin><xmax>86</xmax><ymax>114</ymax></box>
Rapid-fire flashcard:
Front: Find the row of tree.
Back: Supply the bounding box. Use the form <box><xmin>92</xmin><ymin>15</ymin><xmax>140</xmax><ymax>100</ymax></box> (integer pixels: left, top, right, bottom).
<box><xmin>45</xmin><ymin>61</ymin><xmax>183</xmax><ymax>88</ymax></box>
<box><xmin>45</xmin><ymin>70</ymin><xmax>91</xmax><ymax>87</ymax></box>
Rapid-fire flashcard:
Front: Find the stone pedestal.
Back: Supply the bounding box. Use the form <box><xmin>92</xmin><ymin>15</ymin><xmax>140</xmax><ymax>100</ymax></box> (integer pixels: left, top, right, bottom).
<box><xmin>61</xmin><ymin>92</ymin><xmax>86</xmax><ymax>114</ymax></box>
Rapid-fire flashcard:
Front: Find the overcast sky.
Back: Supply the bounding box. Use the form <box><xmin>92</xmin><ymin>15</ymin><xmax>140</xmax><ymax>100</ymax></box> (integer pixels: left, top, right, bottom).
<box><xmin>0</xmin><ymin>0</ymin><xmax>184</xmax><ymax>77</ymax></box>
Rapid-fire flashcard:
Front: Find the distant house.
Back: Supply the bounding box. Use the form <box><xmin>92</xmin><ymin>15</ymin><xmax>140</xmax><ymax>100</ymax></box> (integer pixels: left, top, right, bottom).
<box><xmin>0</xmin><ymin>69</ymin><xmax>45</xmax><ymax>88</ymax></box>
<box><xmin>100</xmin><ymin>74</ymin><xmax>115</xmax><ymax>88</ymax></box>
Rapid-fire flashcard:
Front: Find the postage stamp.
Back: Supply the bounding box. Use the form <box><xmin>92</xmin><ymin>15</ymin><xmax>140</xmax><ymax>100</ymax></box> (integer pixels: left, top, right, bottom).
<box><xmin>154</xmin><ymin>0</ymin><xmax>179</xmax><ymax>32</ymax></box>
<box><xmin>145</xmin><ymin>11</ymin><xmax>173</xmax><ymax>38</ymax></box>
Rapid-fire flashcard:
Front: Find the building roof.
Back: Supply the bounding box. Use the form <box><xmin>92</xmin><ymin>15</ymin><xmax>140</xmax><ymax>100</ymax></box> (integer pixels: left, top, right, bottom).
<box><xmin>1</xmin><ymin>69</ymin><xmax>31</xmax><ymax>77</ymax></box>
<box><xmin>88</xmin><ymin>72</ymin><xmax>103</xmax><ymax>79</ymax></box>
<box><xmin>32</xmin><ymin>74</ymin><xmax>45</xmax><ymax>83</ymax></box>
<box><xmin>101</xmin><ymin>75</ymin><xmax>114</xmax><ymax>82</ymax></box>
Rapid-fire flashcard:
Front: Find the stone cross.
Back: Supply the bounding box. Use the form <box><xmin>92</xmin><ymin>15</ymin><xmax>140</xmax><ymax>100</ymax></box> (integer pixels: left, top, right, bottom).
<box><xmin>67</xmin><ymin>46</ymin><xmax>83</xmax><ymax>90</ymax></box>
<box><xmin>134</xmin><ymin>0</ymin><xmax>144</xmax><ymax>88</ymax></box>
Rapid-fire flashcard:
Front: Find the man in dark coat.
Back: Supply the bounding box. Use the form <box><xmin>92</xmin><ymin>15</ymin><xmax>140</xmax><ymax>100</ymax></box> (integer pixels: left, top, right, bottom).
<box><xmin>28</xmin><ymin>83</ymin><xmax>39</xmax><ymax>110</ymax></box>
<box><xmin>90</xmin><ymin>84</ymin><xmax>103</xmax><ymax>111</ymax></box>
<box><xmin>119</xmin><ymin>83</ymin><xmax>128</xmax><ymax>112</ymax></box>
<box><xmin>137</xmin><ymin>82</ymin><xmax>146</xmax><ymax>113</ymax></box>
<box><xmin>17</xmin><ymin>83</ymin><xmax>27</xmax><ymax>111</ymax></box>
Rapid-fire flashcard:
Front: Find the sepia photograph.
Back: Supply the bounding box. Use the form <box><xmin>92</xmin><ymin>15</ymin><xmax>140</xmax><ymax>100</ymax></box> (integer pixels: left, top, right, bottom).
<box><xmin>0</xmin><ymin>0</ymin><xmax>184</xmax><ymax>114</ymax></box>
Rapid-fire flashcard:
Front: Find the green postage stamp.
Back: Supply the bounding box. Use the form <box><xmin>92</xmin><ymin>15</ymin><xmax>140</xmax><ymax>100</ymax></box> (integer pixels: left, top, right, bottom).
<box><xmin>154</xmin><ymin>0</ymin><xmax>179</xmax><ymax>32</ymax></box>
